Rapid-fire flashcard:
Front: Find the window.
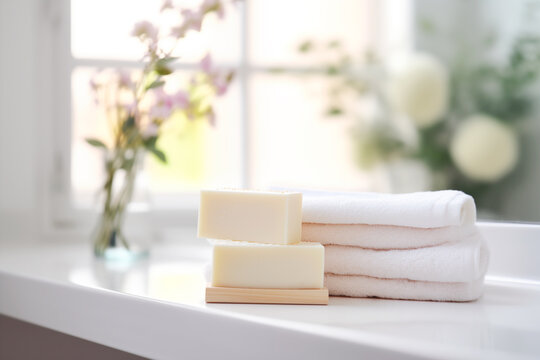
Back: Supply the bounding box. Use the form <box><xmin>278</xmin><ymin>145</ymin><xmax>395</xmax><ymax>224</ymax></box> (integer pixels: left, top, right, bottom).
<box><xmin>47</xmin><ymin>0</ymin><xmax>412</xmax><ymax>229</ymax></box>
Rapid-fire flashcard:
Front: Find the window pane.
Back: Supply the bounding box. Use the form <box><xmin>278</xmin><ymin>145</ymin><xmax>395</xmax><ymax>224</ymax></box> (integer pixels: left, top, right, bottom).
<box><xmin>71</xmin><ymin>67</ymin><xmax>242</xmax><ymax>205</ymax></box>
<box><xmin>248</xmin><ymin>0</ymin><xmax>377</xmax><ymax>67</ymax></box>
<box><xmin>249</xmin><ymin>73</ymin><xmax>381</xmax><ymax>191</ymax></box>
<box><xmin>71</xmin><ymin>0</ymin><xmax>241</xmax><ymax>63</ymax></box>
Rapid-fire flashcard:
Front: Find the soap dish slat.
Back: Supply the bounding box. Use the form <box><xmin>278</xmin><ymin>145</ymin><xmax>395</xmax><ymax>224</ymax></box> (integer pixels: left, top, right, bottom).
<box><xmin>205</xmin><ymin>286</ymin><xmax>329</xmax><ymax>305</ymax></box>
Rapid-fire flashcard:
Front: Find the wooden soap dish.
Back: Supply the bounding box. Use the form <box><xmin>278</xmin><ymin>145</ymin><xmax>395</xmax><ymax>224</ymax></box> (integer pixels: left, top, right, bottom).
<box><xmin>205</xmin><ymin>286</ymin><xmax>329</xmax><ymax>305</ymax></box>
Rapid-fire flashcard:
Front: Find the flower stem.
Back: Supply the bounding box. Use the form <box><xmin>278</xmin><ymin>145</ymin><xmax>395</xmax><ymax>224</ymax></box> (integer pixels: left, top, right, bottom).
<box><xmin>93</xmin><ymin>150</ymin><xmax>140</xmax><ymax>256</ymax></box>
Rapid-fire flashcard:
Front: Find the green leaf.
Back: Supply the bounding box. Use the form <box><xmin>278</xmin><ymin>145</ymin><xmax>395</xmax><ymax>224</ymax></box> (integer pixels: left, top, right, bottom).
<box><xmin>326</xmin><ymin>106</ymin><xmax>343</xmax><ymax>116</ymax></box>
<box><xmin>298</xmin><ymin>40</ymin><xmax>313</xmax><ymax>53</ymax></box>
<box><xmin>85</xmin><ymin>138</ymin><xmax>107</xmax><ymax>149</ymax></box>
<box><xmin>146</xmin><ymin>79</ymin><xmax>165</xmax><ymax>90</ymax></box>
<box><xmin>125</xmin><ymin>130</ymin><xmax>140</xmax><ymax>146</ymax></box>
<box><xmin>150</xmin><ymin>147</ymin><xmax>167</xmax><ymax>163</ymax></box>
<box><xmin>328</xmin><ymin>40</ymin><xmax>341</xmax><ymax>49</ymax></box>
<box><xmin>154</xmin><ymin>57</ymin><xmax>178</xmax><ymax>76</ymax></box>
<box><xmin>268</xmin><ymin>67</ymin><xmax>285</xmax><ymax>74</ymax></box>
<box><xmin>154</xmin><ymin>63</ymin><xmax>173</xmax><ymax>76</ymax></box>
<box><xmin>326</xmin><ymin>65</ymin><xmax>339</xmax><ymax>76</ymax></box>
<box><xmin>121</xmin><ymin>157</ymin><xmax>135</xmax><ymax>171</ymax></box>
<box><xmin>157</xmin><ymin>57</ymin><xmax>179</xmax><ymax>65</ymax></box>
<box><xmin>143</xmin><ymin>136</ymin><xmax>158</xmax><ymax>150</ymax></box>
<box><xmin>122</xmin><ymin>116</ymin><xmax>136</xmax><ymax>133</ymax></box>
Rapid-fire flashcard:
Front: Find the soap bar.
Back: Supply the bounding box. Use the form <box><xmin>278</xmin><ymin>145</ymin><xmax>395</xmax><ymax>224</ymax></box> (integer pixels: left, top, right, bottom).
<box><xmin>211</xmin><ymin>240</ymin><xmax>324</xmax><ymax>289</ymax></box>
<box><xmin>198</xmin><ymin>189</ymin><xmax>302</xmax><ymax>244</ymax></box>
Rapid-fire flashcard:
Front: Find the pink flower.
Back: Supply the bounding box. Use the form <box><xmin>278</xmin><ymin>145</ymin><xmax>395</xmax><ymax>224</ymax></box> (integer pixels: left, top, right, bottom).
<box><xmin>89</xmin><ymin>75</ymin><xmax>102</xmax><ymax>104</ymax></box>
<box><xmin>149</xmin><ymin>104</ymin><xmax>173</xmax><ymax>120</ymax></box>
<box><xmin>149</xmin><ymin>88</ymin><xmax>190</xmax><ymax>120</ymax></box>
<box><xmin>199</xmin><ymin>54</ymin><xmax>232</xmax><ymax>95</ymax></box>
<box><xmin>181</xmin><ymin>9</ymin><xmax>203</xmax><ymax>32</ymax></box>
<box><xmin>154</xmin><ymin>87</ymin><xmax>167</xmax><ymax>98</ymax></box>
<box><xmin>155</xmin><ymin>88</ymin><xmax>186</xmax><ymax>107</ymax></box>
<box><xmin>214</xmin><ymin>75</ymin><xmax>229</xmax><ymax>95</ymax></box>
<box><xmin>117</xmin><ymin>70</ymin><xmax>133</xmax><ymax>88</ymax></box>
<box><xmin>131</xmin><ymin>21</ymin><xmax>158</xmax><ymax>41</ymax></box>
<box><xmin>122</xmin><ymin>100</ymin><xmax>138</xmax><ymax>115</ymax></box>
<box><xmin>171</xmin><ymin>90</ymin><xmax>189</xmax><ymax>109</ymax></box>
<box><xmin>142</xmin><ymin>122</ymin><xmax>159</xmax><ymax>139</ymax></box>
<box><xmin>147</xmin><ymin>41</ymin><xmax>158</xmax><ymax>54</ymax></box>
<box><xmin>169</xmin><ymin>25</ymin><xmax>186</xmax><ymax>38</ymax></box>
<box><xmin>216</xmin><ymin>6</ymin><xmax>225</xmax><ymax>19</ymax></box>
<box><xmin>160</xmin><ymin>0</ymin><xmax>174</xmax><ymax>12</ymax></box>
<box><xmin>200</xmin><ymin>53</ymin><xmax>213</xmax><ymax>73</ymax></box>
<box><xmin>89</xmin><ymin>77</ymin><xmax>99</xmax><ymax>92</ymax></box>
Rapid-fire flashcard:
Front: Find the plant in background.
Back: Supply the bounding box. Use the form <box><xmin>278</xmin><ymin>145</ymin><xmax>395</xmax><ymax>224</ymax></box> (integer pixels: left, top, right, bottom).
<box><xmin>87</xmin><ymin>0</ymin><xmax>235</xmax><ymax>259</ymax></box>
<box><xmin>298</xmin><ymin>32</ymin><xmax>540</xmax><ymax>216</ymax></box>
<box><xmin>387</xmin><ymin>53</ymin><xmax>449</xmax><ymax>129</ymax></box>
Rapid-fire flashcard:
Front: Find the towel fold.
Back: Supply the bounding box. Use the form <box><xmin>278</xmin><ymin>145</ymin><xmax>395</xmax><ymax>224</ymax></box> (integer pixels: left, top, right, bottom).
<box><xmin>302</xmin><ymin>190</ymin><xmax>476</xmax><ymax>228</ymax></box>
<box><xmin>325</xmin><ymin>234</ymin><xmax>489</xmax><ymax>282</ymax></box>
<box><xmin>302</xmin><ymin>223</ymin><xmax>477</xmax><ymax>249</ymax></box>
<box><xmin>325</xmin><ymin>274</ymin><xmax>484</xmax><ymax>302</ymax></box>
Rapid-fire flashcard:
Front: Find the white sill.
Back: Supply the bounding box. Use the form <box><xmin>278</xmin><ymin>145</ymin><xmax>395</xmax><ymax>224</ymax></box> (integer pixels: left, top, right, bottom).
<box><xmin>0</xmin><ymin>224</ymin><xmax>540</xmax><ymax>360</ymax></box>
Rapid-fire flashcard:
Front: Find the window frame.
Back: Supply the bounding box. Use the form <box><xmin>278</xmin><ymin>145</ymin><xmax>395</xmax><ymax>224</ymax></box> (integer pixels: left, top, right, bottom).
<box><xmin>41</xmin><ymin>0</ymin><xmax>412</xmax><ymax>239</ymax></box>
<box><xmin>43</xmin><ymin>0</ymin><xmax>250</xmax><ymax>238</ymax></box>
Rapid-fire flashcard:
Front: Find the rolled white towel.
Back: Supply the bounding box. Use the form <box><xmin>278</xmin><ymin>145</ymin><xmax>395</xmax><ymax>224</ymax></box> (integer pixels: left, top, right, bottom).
<box><xmin>302</xmin><ymin>223</ymin><xmax>477</xmax><ymax>249</ymax></box>
<box><xmin>324</xmin><ymin>233</ymin><xmax>489</xmax><ymax>282</ymax></box>
<box><xmin>302</xmin><ymin>190</ymin><xmax>476</xmax><ymax>228</ymax></box>
<box><xmin>325</xmin><ymin>274</ymin><xmax>484</xmax><ymax>302</ymax></box>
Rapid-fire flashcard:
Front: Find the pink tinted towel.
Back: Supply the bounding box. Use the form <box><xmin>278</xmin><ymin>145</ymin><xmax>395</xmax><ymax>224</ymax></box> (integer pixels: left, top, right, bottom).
<box><xmin>302</xmin><ymin>190</ymin><xmax>476</xmax><ymax>228</ymax></box>
<box><xmin>325</xmin><ymin>234</ymin><xmax>489</xmax><ymax>282</ymax></box>
<box><xmin>325</xmin><ymin>274</ymin><xmax>484</xmax><ymax>302</ymax></box>
<box><xmin>302</xmin><ymin>223</ymin><xmax>477</xmax><ymax>249</ymax></box>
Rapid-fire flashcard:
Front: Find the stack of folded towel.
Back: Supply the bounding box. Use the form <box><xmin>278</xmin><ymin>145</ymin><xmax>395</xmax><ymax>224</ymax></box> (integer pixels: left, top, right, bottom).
<box><xmin>302</xmin><ymin>190</ymin><xmax>489</xmax><ymax>302</ymax></box>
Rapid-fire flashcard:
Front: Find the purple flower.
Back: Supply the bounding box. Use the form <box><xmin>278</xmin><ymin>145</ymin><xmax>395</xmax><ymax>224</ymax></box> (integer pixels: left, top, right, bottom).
<box><xmin>199</xmin><ymin>54</ymin><xmax>232</xmax><ymax>95</ymax></box>
<box><xmin>181</xmin><ymin>9</ymin><xmax>203</xmax><ymax>32</ymax></box>
<box><xmin>150</xmin><ymin>88</ymin><xmax>190</xmax><ymax>120</ymax></box>
<box><xmin>149</xmin><ymin>104</ymin><xmax>173</xmax><ymax>120</ymax></box>
<box><xmin>122</xmin><ymin>100</ymin><xmax>138</xmax><ymax>115</ymax></box>
<box><xmin>131</xmin><ymin>20</ymin><xmax>158</xmax><ymax>41</ymax></box>
<box><xmin>89</xmin><ymin>77</ymin><xmax>99</xmax><ymax>92</ymax></box>
<box><xmin>170</xmin><ymin>9</ymin><xmax>203</xmax><ymax>38</ymax></box>
<box><xmin>169</xmin><ymin>1</ymin><xmax>222</xmax><ymax>39</ymax></box>
<box><xmin>117</xmin><ymin>70</ymin><xmax>133</xmax><ymax>88</ymax></box>
<box><xmin>200</xmin><ymin>53</ymin><xmax>213</xmax><ymax>73</ymax></box>
<box><xmin>214</xmin><ymin>75</ymin><xmax>229</xmax><ymax>95</ymax></box>
<box><xmin>160</xmin><ymin>0</ymin><xmax>174</xmax><ymax>12</ymax></box>
<box><xmin>142</xmin><ymin>122</ymin><xmax>159</xmax><ymax>139</ymax></box>
<box><xmin>169</xmin><ymin>25</ymin><xmax>185</xmax><ymax>38</ymax></box>
<box><xmin>171</xmin><ymin>90</ymin><xmax>189</xmax><ymax>109</ymax></box>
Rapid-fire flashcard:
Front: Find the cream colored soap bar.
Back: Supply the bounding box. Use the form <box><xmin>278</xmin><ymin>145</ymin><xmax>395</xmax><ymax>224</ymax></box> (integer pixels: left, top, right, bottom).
<box><xmin>198</xmin><ymin>189</ymin><xmax>302</xmax><ymax>244</ymax></box>
<box><xmin>211</xmin><ymin>240</ymin><xmax>324</xmax><ymax>289</ymax></box>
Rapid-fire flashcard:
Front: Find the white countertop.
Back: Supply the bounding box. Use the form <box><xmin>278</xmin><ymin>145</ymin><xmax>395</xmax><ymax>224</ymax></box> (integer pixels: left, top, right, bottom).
<box><xmin>1</xmin><ymin>225</ymin><xmax>540</xmax><ymax>360</ymax></box>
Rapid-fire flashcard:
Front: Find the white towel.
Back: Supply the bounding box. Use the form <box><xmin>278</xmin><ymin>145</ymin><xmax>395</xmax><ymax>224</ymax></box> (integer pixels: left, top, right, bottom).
<box><xmin>302</xmin><ymin>223</ymin><xmax>477</xmax><ymax>249</ymax></box>
<box><xmin>325</xmin><ymin>234</ymin><xmax>489</xmax><ymax>282</ymax></box>
<box><xmin>302</xmin><ymin>190</ymin><xmax>476</xmax><ymax>228</ymax></box>
<box><xmin>325</xmin><ymin>274</ymin><xmax>484</xmax><ymax>302</ymax></box>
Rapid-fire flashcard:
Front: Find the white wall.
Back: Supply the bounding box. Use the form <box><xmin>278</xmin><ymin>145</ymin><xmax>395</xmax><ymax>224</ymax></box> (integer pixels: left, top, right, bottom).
<box><xmin>0</xmin><ymin>0</ymin><xmax>40</xmax><ymax>241</ymax></box>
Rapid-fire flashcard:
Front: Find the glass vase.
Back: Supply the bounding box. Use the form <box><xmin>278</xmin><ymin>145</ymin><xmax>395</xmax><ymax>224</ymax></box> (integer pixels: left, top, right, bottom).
<box><xmin>92</xmin><ymin>150</ymin><xmax>151</xmax><ymax>262</ymax></box>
